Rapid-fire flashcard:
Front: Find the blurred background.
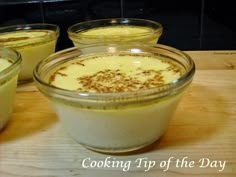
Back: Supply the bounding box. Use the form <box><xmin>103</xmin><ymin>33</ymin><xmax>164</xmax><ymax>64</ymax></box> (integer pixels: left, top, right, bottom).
<box><xmin>0</xmin><ymin>0</ymin><xmax>235</xmax><ymax>51</ymax></box>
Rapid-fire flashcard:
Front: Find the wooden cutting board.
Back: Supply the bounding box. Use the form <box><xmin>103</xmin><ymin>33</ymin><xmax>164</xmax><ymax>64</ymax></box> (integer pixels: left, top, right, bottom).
<box><xmin>0</xmin><ymin>51</ymin><xmax>235</xmax><ymax>177</ymax></box>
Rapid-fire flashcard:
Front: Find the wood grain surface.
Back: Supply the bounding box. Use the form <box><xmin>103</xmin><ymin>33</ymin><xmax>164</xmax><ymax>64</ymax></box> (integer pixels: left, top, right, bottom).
<box><xmin>0</xmin><ymin>51</ymin><xmax>236</xmax><ymax>177</ymax></box>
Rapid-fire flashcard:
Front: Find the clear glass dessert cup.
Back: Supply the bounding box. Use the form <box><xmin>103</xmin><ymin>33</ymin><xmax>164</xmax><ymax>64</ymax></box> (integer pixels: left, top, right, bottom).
<box><xmin>67</xmin><ymin>18</ymin><xmax>163</xmax><ymax>46</ymax></box>
<box><xmin>33</xmin><ymin>43</ymin><xmax>195</xmax><ymax>153</ymax></box>
<box><xmin>0</xmin><ymin>47</ymin><xmax>21</xmax><ymax>130</ymax></box>
<box><xmin>0</xmin><ymin>23</ymin><xmax>60</xmax><ymax>82</ymax></box>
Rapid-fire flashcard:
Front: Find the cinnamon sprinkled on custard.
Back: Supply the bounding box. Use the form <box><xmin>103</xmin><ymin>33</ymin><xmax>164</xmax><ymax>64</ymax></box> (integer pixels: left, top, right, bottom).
<box><xmin>49</xmin><ymin>67</ymin><xmax>68</xmax><ymax>84</ymax></box>
<box><xmin>72</xmin><ymin>62</ymin><xmax>85</xmax><ymax>66</ymax></box>
<box><xmin>0</xmin><ymin>37</ymin><xmax>30</xmax><ymax>42</ymax></box>
<box><xmin>5</xmin><ymin>58</ymin><xmax>13</xmax><ymax>63</ymax></box>
<box><xmin>47</xmin><ymin>53</ymin><xmax>182</xmax><ymax>93</ymax></box>
<box><xmin>0</xmin><ymin>30</ymin><xmax>55</xmax><ymax>47</ymax></box>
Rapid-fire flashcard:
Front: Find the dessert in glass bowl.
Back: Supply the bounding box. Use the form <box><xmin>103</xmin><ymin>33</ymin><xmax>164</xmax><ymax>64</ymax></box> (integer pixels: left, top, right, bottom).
<box><xmin>0</xmin><ymin>47</ymin><xmax>21</xmax><ymax>130</ymax></box>
<box><xmin>0</xmin><ymin>23</ymin><xmax>59</xmax><ymax>82</ymax></box>
<box><xmin>34</xmin><ymin>43</ymin><xmax>195</xmax><ymax>153</ymax></box>
<box><xmin>68</xmin><ymin>18</ymin><xmax>163</xmax><ymax>46</ymax></box>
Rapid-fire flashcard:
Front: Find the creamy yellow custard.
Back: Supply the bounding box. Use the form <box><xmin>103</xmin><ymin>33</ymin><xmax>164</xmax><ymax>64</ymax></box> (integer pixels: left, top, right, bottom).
<box><xmin>43</xmin><ymin>53</ymin><xmax>184</xmax><ymax>152</ymax></box>
<box><xmin>79</xmin><ymin>26</ymin><xmax>154</xmax><ymax>36</ymax></box>
<box><xmin>70</xmin><ymin>25</ymin><xmax>161</xmax><ymax>46</ymax></box>
<box><xmin>48</xmin><ymin>54</ymin><xmax>182</xmax><ymax>92</ymax></box>
<box><xmin>0</xmin><ymin>58</ymin><xmax>18</xmax><ymax>130</ymax></box>
<box><xmin>0</xmin><ymin>29</ymin><xmax>58</xmax><ymax>81</ymax></box>
<box><xmin>0</xmin><ymin>30</ymin><xmax>53</xmax><ymax>47</ymax></box>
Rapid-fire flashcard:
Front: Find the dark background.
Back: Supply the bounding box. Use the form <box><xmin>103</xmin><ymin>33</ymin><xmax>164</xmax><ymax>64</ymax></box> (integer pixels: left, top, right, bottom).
<box><xmin>0</xmin><ymin>0</ymin><xmax>235</xmax><ymax>51</ymax></box>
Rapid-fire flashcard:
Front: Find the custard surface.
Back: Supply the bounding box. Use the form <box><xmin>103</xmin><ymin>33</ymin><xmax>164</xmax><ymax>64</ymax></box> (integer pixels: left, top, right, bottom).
<box><xmin>0</xmin><ymin>30</ymin><xmax>55</xmax><ymax>48</ymax></box>
<box><xmin>78</xmin><ymin>26</ymin><xmax>154</xmax><ymax>36</ymax></box>
<box><xmin>47</xmin><ymin>53</ymin><xmax>182</xmax><ymax>93</ymax></box>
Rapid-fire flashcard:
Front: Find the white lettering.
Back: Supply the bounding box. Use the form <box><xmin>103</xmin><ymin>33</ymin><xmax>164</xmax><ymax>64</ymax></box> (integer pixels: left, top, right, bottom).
<box><xmin>199</xmin><ymin>158</ymin><xmax>210</xmax><ymax>168</ymax></box>
<box><xmin>219</xmin><ymin>160</ymin><xmax>226</xmax><ymax>172</ymax></box>
<box><xmin>160</xmin><ymin>157</ymin><xmax>174</xmax><ymax>172</ymax></box>
<box><xmin>135</xmin><ymin>158</ymin><xmax>147</xmax><ymax>168</ymax></box>
<box><xmin>135</xmin><ymin>158</ymin><xmax>155</xmax><ymax>171</ymax></box>
<box><xmin>123</xmin><ymin>161</ymin><xmax>131</xmax><ymax>172</ymax></box>
<box><xmin>199</xmin><ymin>158</ymin><xmax>226</xmax><ymax>172</ymax></box>
<box><xmin>145</xmin><ymin>160</ymin><xmax>156</xmax><ymax>171</ymax></box>
<box><xmin>81</xmin><ymin>157</ymin><xmax>131</xmax><ymax>171</ymax></box>
<box><xmin>96</xmin><ymin>161</ymin><xmax>104</xmax><ymax>168</ymax></box>
<box><xmin>103</xmin><ymin>157</ymin><xmax>112</xmax><ymax>168</ymax></box>
<box><xmin>81</xmin><ymin>158</ymin><xmax>90</xmax><ymax>168</ymax></box>
<box><xmin>90</xmin><ymin>161</ymin><xmax>97</xmax><ymax>168</ymax></box>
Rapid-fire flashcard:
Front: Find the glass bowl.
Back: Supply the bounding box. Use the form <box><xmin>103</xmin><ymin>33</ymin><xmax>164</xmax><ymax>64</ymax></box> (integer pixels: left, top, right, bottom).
<box><xmin>67</xmin><ymin>18</ymin><xmax>163</xmax><ymax>46</ymax></box>
<box><xmin>0</xmin><ymin>23</ymin><xmax>60</xmax><ymax>82</ymax></box>
<box><xmin>0</xmin><ymin>47</ymin><xmax>21</xmax><ymax>130</ymax></box>
<box><xmin>33</xmin><ymin>43</ymin><xmax>195</xmax><ymax>153</ymax></box>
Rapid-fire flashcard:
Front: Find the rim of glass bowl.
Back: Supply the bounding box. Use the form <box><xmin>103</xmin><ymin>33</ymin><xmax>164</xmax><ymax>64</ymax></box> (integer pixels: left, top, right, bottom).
<box><xmin>0</xmin><ymin>23</ymin><xmax>60</xmax><ymax>49</ymax></box>
<box><xmin>0</xmin><ymin>47</ymin><xmax>22</xmax><ymax>81</ymax></box>
<box><xmin>67</xmin><ymin>18</ymin><xmax>163</xmax><ymax>39</ymax></box>
<box><xmin>33</xmin><ymin>43</ymin><xmax>195</xmax><ymax>108</ymax></box>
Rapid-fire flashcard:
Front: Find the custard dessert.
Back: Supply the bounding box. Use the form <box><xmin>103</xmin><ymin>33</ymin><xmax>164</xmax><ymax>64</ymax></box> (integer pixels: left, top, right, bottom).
<box><xmin>0</xmin><ymin>50</ymin><xmax>21</xmax><ymax>130</ymax></box>
<box><xmin>44</xmin><ymin>53</ymin><xmax>183</xmax><ymax>151</ymax></box>
<box><xmin>0</xmin><ymin>25</ymin><xmax>59</xmax><ymax>81</ymax></box>
<box><xmin>68</xmin><ymin>18</ymin><xmax>163</xmax><ymax>46</ymax></box>
<box><xmin>34</xmin><ymin>44</ymin><xmax>195</xmax><ymax>153</ymax></box>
